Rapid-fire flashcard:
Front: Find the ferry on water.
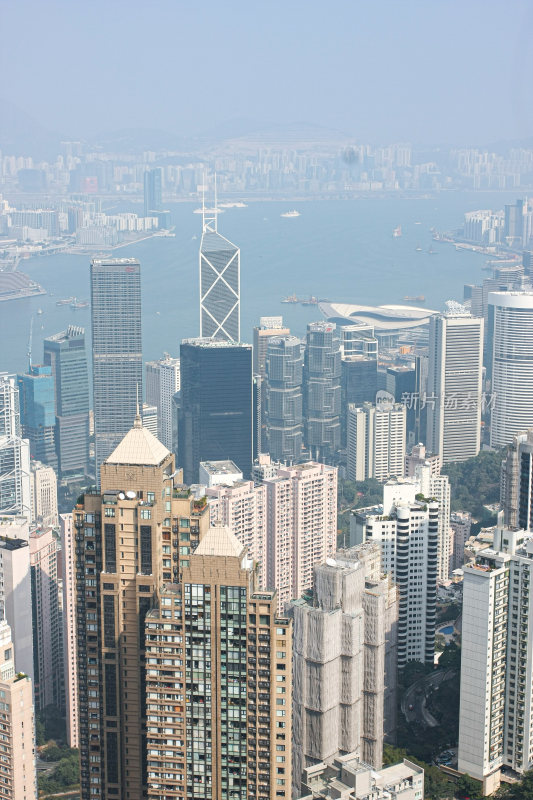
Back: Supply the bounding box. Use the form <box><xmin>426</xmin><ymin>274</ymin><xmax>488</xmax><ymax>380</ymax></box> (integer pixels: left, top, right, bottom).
<box><xmin>281</xmin><ymin>210</ymin><xmax>300</xmax><ymax>218</ymax></box>
<box><xmin>393</xmin><ymin>225</ymin><xmax>402</xmax><ymax>237</ymax></box>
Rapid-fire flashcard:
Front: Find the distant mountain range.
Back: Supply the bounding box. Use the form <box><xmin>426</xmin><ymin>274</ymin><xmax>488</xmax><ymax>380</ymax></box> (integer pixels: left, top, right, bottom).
<box><xmin>1</xmin><ymin>99</ymin><xmax>532</xmax><ymax>159</ymax></box>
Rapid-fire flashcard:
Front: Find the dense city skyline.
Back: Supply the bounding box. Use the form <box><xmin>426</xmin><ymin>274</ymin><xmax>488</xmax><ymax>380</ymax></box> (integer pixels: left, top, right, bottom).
<box><xmin>4</xmin><ymin>5</ymin><xmax>533</xmax><ymax>799</ymax></box>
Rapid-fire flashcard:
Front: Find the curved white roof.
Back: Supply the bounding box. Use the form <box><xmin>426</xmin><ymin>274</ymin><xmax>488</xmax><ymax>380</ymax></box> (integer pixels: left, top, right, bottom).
<box><xmin>319</xmin><ymin>301</ymin><xmax>438</xmax><ymax>331</ymax></box>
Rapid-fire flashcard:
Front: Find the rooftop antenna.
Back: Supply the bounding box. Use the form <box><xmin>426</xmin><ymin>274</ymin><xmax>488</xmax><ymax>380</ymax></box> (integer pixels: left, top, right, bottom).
<box><xmin>201</xmin><ymin>170</ymin><xmax>217</xmax><ymax>234</ymax></box>
<box><xmin>134</xmin><ymin>383</ymin><xmax>142</xmax><ymax>428</ymax></box>
<box><xmin>27</xmin><ymin>316</ymin><xmax>33</xmax><ymax>371</ymax></box>
<box><xmin>201</xmin><ymin>171</ymin><xmax>206</xmax><ymax>232</ymax></box>
<box><xmin>214</xmin><ymin>171</ymin><xmax>218</xmax><ymax>232</ymax></box>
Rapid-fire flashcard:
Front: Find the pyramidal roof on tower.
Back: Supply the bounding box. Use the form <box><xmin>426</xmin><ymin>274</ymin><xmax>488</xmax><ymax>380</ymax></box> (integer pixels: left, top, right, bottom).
<box><xmin>194</xmin><ymin>525</ymin><xmax>245</xmax><ymax>558</ymax></box>
<box><xmin>106</xmin><ymin>410</ymin><xmax>170</xmax><ymax>467</ymax></box>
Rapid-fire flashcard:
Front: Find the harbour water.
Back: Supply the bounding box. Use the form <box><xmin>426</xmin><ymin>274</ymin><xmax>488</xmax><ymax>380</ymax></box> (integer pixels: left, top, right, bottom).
<box><xmin>0</xmin><ymin>192</ymin><xmax>517</xmax><ymax>376</ymax></box>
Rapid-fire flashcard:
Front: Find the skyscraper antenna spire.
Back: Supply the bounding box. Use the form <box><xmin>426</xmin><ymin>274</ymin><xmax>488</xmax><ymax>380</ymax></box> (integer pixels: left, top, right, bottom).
<box><xmin>134</xmin><ymin>383</ymin><xmax>142</xmax><ymax>428</ymax></box>
<box><xmin>201</xmin><ymin>171</ymin><xmax>206</xmax><ymax>232</ymax></box>
<box><xmin>201</xmin><ymin>172</ymin><xmax>217</xmax><ymax>234</ymax></box>
<box><xmin>214</xmin><ymin>171</ymin><xmax>218</xmax><ymax>233</ymax></box>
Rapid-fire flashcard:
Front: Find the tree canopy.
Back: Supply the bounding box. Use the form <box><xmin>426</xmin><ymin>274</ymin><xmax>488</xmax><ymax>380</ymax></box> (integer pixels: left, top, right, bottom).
<box><xmin>441</xmin><ymin>449</ymin><xmax>504</xmax><ymax>519</ymax></box>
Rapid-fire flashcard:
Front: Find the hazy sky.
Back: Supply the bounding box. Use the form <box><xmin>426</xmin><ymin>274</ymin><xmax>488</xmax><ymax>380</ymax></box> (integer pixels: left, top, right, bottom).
<box><xmin>2</xmin><ymin>0</ymin><xmax>533</xmax><ymax>144</ymax></box>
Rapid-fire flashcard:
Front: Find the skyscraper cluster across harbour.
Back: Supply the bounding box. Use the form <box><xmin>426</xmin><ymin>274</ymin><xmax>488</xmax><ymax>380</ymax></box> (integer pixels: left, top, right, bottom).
<box><xmin>3</xmin><ymin>180</ymin><xmax>533</xmax><ymax>799</ymax></box>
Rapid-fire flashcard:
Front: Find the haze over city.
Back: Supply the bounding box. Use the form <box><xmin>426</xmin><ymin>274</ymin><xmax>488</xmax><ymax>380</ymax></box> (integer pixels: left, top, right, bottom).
<box><xmin>3</xmin><ymin>3</ymin><xmax>533</xmax><ymax>800</ymax></box>
<box><xmin>1</xmin><ymin>0</ymin><xmax>533</xmax><ymax>148</ymax></box>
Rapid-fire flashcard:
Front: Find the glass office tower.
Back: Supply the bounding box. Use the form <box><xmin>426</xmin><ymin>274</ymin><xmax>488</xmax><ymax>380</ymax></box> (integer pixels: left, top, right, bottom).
<box><xmin>303</xmin><ymin>321</ymin><xmax>341</xmax><ymax>463</ymax></box>
<box><xmin>91</xmin><ymin>257</ymin><xmax>142</xmax><ymax>480</ymax></box>
<box><xmin>44</xmin><ymin>325</ymin><xmax>89</xmax><ymax>478</ymax></box>
<box><xmin>265</xmin><ymin>335</ymin><xmax>303</xmax><ymax>462</ymax></box>
<box><xmin>178</xmin><ymin>339</ymin><xmax>253</xmax><ymax>483</ymax></box>
<box><xmin>17</xmin><ymin>365</ymin><xmax>57</xmax><ymax>469</ymax></box>
<box><xmin>143</xmin><ymin>167</ymin><xmax>162</xmax><ymax>216</ymax></box>
<box><xmin>199</xmin><ymin>208</ymin><xmax>240</xmax><ymax>342</ymax></box>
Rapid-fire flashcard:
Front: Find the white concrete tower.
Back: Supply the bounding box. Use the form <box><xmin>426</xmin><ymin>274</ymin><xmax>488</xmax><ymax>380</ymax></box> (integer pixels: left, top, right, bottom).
<box><xmin>426</xmin><ymin>304</ymin><xmax>483</xmax><ymax>463</ymax></box>
<box><xmin>488</xmin><ymin>292</ymin><xmax>533</xmax><ymax>447</ymax></box>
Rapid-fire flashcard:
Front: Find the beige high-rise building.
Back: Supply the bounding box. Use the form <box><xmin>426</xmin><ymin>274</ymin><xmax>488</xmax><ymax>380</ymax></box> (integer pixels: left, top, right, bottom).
<box><xmin>0</xmin><ymin>617</ymin><xmax>37</xmax><ymax>800</ymax></box>
<box><xmin>30</xmin><ymin>460</ymin><xmax>58</xmax><ymax>528</ymax></box>
<box><xmin>60</xmin><ymin>513</ymin><xmax>78</xmax><ymax>748</ymax></box>
<box><xmin>146</xmin><ymin>525</ymin><xmax>292</xmax><ymax>800</ymax></box>
<box><xmin>261</xmin><ymin>461</ymin><xmax>338</xmax><ymax>611</ymax></box>
<box><xmin>288</xmin><ymin>543</ymin><xmax>398</xmax><ymax>796</ymax></box>
<box><xmin>75</xmin><ymin>411</ymin><xmax>209</xmax><ymax>799</ymax></box>
<box><xmin>75</xmin><ymin>412</ymin><xmax>291</xmax><ymax>799</ymax></box>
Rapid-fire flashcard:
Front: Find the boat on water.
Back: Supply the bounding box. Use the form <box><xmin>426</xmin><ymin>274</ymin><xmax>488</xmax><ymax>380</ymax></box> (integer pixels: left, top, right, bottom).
<box><xmin>415</xmin><ymin>221</ymin><xmax>422</xmax><ymax>225</ymax></box>
<box><xmin>427</xmin><ymin>247</ymin><xmax>438</xmax><ymax>255</ymax></box>
<box><xmin>37</xmin><ymin>308</ymin><xmax>43</xmax><ymax>315</ymax></box>
<box><xmin>281</xmin><ymin>210</ymin><xmax>300</xmax><ymax>218</ymax></box>
<box><xmin>219</xmin><ymin>201</ymin><xmax>248</xmax><ymax>208</ymax></box>
<box><xmin>281</xmin><ymin>294</ymin><xmax>318</xmax><ymax>305</ymax></box>
<box><xmin>415</xmin><ymin>245</ymin><xmax>422</xmax><ymax>252</ymax></box>
<box><xmin>70</xmin><ymin>298</ymin><xmax>89</xmax><ymax>309</ymax></box>
<box><xmin>393</xmin><ymin>225</ymin><xmax>402</xmax><ymax>237</ymax></box>
<box><xmin>403</xmin><ymin>295</ymin><xmax>426</xmax><ymax>303</ymax></box>
<box><xmin>56</xmin><ymin>297</ymin><xmax>75</xmax><ymax>305</ymax></box>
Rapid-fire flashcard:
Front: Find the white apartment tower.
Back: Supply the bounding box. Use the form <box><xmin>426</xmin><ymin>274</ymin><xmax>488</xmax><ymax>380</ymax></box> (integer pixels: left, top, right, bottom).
<box><xmin>261</xmin><ymin>461</ymin><xmax>338</xmax><ymax>611</ymax></box>
<box><xmin>0</xmin><ymin>618</ymin><xmax>36</xmax><ymax>800</ymax></box>
<box><xmin>206</xmin><ymin>478</ymin><xmax>267</xmax><ymax>586</ymax></box>
<box><xmin>426</xmin><ymin>305</ymin><xmax>483</xmax><ymax>463</ymax></box>
<box><xmin>0</xmin><ymin>520</ymin><xmax>34</xmax><ymax>685</ymax></box>
<box><xmin>488</xmin><ymin>292</ymin><xmax>533</xmax><ymax>447</ymax></box>
<box><xmin>60</xmin><ymin>513</ymin><xmax>79</xmax><ymax>748</ymax></box>
<box><xmin>347</xmin><ymin>402</ymin><xmax>406</xmax><ymax>482</ymax></box>
<box><xmin>351</xmin><ymin>479</ymin><xmax>438</xmax><ymax>666</ymax></box>
<box><xmin>289</xmin><ymin>543</ymin><xmax>398</xmax><ymax>795</ymax></box>
<box><xmin>0</xmin><ymin>373</ymin><xmax>31</xmax><ymax>520</ymax></box>
<box><xmin>158</xmin><ymin>355</ymin><xmax>180</xmax><ymax>449</ymax></box>
<box><xmin>458</xmin><ymin>525</ymin><xmax>533</xmax><ymax>793</ymax></box>
<box><xmin>415</xmin><ymin>462</ymin><xmax>452</xmax><ymax>581</ymax></box>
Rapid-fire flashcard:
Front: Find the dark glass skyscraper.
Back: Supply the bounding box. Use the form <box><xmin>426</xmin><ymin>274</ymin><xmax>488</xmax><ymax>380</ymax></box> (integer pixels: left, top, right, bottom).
<box><xmin>199</xmin><ymin>209</ymin><xmax>240</xmax><ymax>341</ymax></box>
<box><xmin>17</xmin><ymin>365</ymin><xmax>57</xmax><ymax>469</ymax></box>
<box><xmin>44</xmin><ymin>325</ymin><xmax>89</xmax><ymax>478</ymax></box>
<box><xmin>91</xmin><ymin>257</ymin><xmax>142</xmax><ymax>479</ymax></box>
<box><xmin>178</xmin><ymin>339</ymin><xmax>253</xmax><ymax>482</ymax></box>
<box><xmin>143</xmin><ymin>167</ymin><xmax>162</xmax><ymax>216</ymax></box>
<box><xmin>303</xmin><ymin>321</ymin><xmax>341</xmax><ymax>463</ymax></box>
<box><xmin>265</xmin><ymin>335</ymin><xmax>303</xmax><ymax>462</ymax></box>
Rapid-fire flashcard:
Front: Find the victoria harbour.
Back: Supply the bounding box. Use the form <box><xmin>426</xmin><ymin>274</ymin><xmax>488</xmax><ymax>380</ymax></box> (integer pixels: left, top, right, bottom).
<box><xmin>0</xmin><ymin>192</ymin><xmax>510</xmax><ymax>375</ymax></box>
